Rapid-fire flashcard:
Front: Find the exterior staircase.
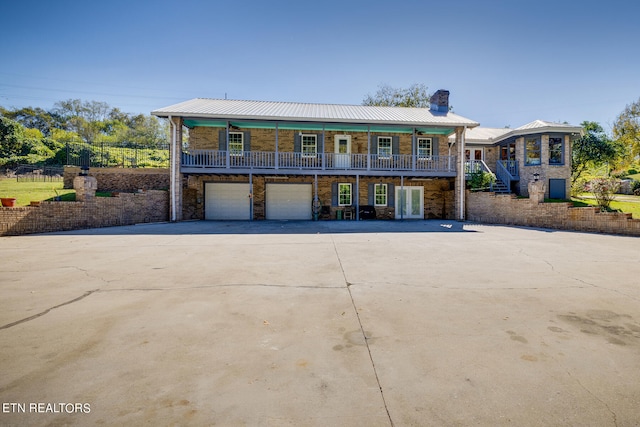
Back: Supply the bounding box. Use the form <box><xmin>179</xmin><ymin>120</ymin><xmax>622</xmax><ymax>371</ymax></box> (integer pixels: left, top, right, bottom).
<box><xmin>466</xmin><ymin>159</ymin><xmax>519</xmax><ymax>194</ymax></box>
<box><xmin>490</xmin><ymin>178</ymin><xmax>510</xmax><ymax>194</ymax></box>
<box><xmin>492</xmin><ymin>160</ymin><xmax>519</xmax><ymax>194</ymax></box>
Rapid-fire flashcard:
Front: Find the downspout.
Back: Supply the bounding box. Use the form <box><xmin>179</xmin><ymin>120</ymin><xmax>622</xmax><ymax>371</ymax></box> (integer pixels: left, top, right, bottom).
<box><xmin>168</xmin><ymin>116</ymin><xmax>176</xmax><ymax>222</ymax></box>
<box><xmin>459</xmin><ymin>126</ymin><xmax>467</xmax><ymax>221</ymax></box>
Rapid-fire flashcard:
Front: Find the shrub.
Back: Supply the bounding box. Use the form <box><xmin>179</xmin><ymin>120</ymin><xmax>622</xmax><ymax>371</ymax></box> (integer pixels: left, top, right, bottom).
<box><xmin>571</xmin><ymin>177</ymin><xmax>588</xmax><ymax>197</ymax></box>
<box><xmin>628</xmin><ymin>168</ymin><xmax>638</xmax><ymax>175</ymax></box>
<box><xmin>590</xmin><ymin>177</ymin><xmax>620</xmax><ymax>210</ymax></box>
<box><xmin>468</xmin><ymin>170</ymin><xmax>494</xmax><ymax>191</ymax></box>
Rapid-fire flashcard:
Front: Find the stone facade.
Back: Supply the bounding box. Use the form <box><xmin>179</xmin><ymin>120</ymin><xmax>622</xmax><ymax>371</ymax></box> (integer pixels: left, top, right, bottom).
<box><xmin>182</xmin><ymin>125</ymin><xmax>457</xmax><ymax>220</ymax></box>
<box><xmin>64</xmin><ymin>167</ymin><xmax>170</xmax><ymax>192</ymax></box>
<box><xmin>467</xmin><ymin>191</ymin><xmax>640</xmax><ymax>237</ymax></box>
<box><xmin>183</xmin><ymin>174</ymin><xmax>455</xmax><ymax>221</ymax></box>
<box><xmin>515</xmin><ymin>134</ymin><xmax>572</xmax><ymax>198</ymax></box>
<box><xmin>0</xmin><ymin>191</ymin><xmax>169</xmax><ymax>236</ymax></box>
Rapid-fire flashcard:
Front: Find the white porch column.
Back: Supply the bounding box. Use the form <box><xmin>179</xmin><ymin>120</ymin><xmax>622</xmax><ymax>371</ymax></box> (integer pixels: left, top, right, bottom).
<box><xmin>455</xmin><ymin>127</ymin><xmax>466</xmax><ymax>221</ymax></box>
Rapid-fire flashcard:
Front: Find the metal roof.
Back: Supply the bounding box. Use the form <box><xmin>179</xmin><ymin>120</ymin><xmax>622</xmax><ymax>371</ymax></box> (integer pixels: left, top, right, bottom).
<box><xmin>458</xmin><ymin>127</ymin><xmax>512</xmax><ymax>143</ymax></box>
<box><xmin>450</xmin><ymin>120</ymin><xmax>583</xmax><ymax>145</ymax></box>
<box><xmin>152</xmin><ymin>98</ymin><xmax>480</xmax><ymax>128</ymax></box>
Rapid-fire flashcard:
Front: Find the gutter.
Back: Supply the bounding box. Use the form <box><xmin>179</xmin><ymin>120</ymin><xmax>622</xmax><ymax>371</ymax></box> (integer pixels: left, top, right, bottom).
<box><xmin>150</xmin><ymin>112</ymin><xmax>480</xmax><ymax>129</ymax></box>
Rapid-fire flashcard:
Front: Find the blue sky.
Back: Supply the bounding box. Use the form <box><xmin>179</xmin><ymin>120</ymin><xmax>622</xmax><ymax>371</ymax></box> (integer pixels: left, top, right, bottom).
<box><xmin>1</xmin><ymin>0</ymin><xmax>639</xmax><ymax>130</ymax></box>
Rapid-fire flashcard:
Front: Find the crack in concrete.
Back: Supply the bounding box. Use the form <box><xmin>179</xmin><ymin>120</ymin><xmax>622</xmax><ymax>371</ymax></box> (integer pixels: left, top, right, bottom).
<box><xmin>524</xmin><ymin>253</ymin><xmax>640</xmax><ymax>302</ymax></box>
<box><xmin>330</xmin><ymin>235</ymin><xmax>394</xmax><ymax>427</ymax></box>
<box><xmin>564</xmin><ymin>368</ymin><xmax>618</xmax><ymax>427</ymax></box>
<box><xmin>0</xmin><ymin>289</ymin><xmax>100</xmax><ymax>331</ymax></box>
<box><xmin>0</xmin><ymin>282</ymin><xmax>346</xmax><ymax>331</ymax></box>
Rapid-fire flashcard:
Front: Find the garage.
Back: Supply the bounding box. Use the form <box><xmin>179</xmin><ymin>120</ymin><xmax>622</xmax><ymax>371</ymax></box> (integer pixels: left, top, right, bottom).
<box><xmin>266</xmin><ymin>183</ymin><xmax>312</xmax><ymax>220</ymax></box>
<box><xmin>205</xmin><ymin>183</ymin><xmax>251</xmax><ymax>220</ymax></box>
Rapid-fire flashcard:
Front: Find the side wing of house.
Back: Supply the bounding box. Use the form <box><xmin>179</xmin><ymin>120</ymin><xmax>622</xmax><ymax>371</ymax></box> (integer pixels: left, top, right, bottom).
<box><xmin>458</xmin><ymin>121</ymin><xmax>582</xmax><ymax>198</ymax></box>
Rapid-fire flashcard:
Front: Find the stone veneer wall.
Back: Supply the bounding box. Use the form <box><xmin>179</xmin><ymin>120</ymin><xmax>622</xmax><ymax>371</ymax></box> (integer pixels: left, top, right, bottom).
<box><xmin>0</xmin><ymin>191</ymin><xmax>169</xmax><ymax>236</ymax></box>
<box><xmin>515</xmin><ymin>134</ymin><xmax>572</xmax><ymax>198</ymax></box>
<box><xmin>467</xmin><ymin>191</ymin><xmax>640</xmax><ymax>236</ymax></box>
<box><xmin>183</xmin><ymin>175</ymin><xmax>455</xmax><ymax>221</ymax></box>
<box><xmin>64</xmin><ymin>167</ymin><xmax>170</xmax><ymax>192</ymax></box>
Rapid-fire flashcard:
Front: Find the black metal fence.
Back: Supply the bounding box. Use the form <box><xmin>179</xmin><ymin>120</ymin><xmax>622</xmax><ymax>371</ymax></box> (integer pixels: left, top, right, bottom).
<box><xmin>14</xmin><ymin>165</ymin><xmax>65</xmax><ymax>182</ymax></box>
<box><xmin>65</xmin><ymin>142</ymin><xmax>170</xmax><ymax>168</ymax></box>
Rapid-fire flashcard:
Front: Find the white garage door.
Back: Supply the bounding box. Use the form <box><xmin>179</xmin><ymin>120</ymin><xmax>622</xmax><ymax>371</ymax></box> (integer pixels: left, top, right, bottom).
<box><xmin>266</xmin><ymin>183</ymin><xmax>312</xmax><ymax>220</ymax></box>
<box><xmin>205</xmin><ymin>183</ymin><xmax>250</xmax><ymax>220</ymax></box>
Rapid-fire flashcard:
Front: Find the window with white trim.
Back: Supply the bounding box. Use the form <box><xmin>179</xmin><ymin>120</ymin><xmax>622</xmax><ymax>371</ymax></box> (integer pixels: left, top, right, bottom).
<box><xmin>374</xmin><ymin>183</ymin><xmax>387</xmax><ymax>206</ymax></box>
<box><xmin>417</xmin><ymin>138</ymin><xmax>432</xmax><ymax>159</ymax></box>
<box><xmin>338</xmin><ymin>183</ymin><xmax>352</xmax><ymax>206</ymax></box>
<box><xmin>302</xmin><ymin>134</ymin><xmax>317</xmax><ymax>158</ymax></box>
<box><xmin>378</xmin><ymin>136</ymin><xmax>392</xmax><ymax>158</ymax></box>
<box><xmin>229</xmin><ymin>132</ymin><xmax>243</xmax><ymax>156</ymax></box>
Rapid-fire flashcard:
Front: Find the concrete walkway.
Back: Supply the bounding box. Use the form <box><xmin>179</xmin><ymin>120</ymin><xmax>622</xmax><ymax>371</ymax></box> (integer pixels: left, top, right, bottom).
<box><xmin>1</xmin><ymin>220</ymin><xmax>639</xmax><ymax>426</ymax></box>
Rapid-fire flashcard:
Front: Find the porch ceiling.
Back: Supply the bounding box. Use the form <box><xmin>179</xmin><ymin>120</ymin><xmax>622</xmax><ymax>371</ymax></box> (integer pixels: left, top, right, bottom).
<box><xmin>182</xmin><ymin>118</ymin><xmax>454</xmax><ymax>135</ymax></box>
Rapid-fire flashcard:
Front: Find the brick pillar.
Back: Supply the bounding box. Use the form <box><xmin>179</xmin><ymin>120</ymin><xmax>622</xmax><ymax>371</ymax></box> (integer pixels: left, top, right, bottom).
<box><xmin>170</xmin><ymin>117</ymin><xmax>183</xmax><ymax>221</ymax></box>
<box><xmin>528</xmin><ymin>179</ymin><xmax>545</xmax><ymax>204</ymax></box>
<box><xmin>73</xmin><ymin>175</ymin><xmax>98</xmax><ymax>202</ymax></box>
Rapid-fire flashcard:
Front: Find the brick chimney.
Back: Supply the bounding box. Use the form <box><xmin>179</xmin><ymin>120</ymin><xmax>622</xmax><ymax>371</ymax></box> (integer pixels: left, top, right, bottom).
<box><xmin>429</xmin><ymin>89</ymin><xmax>450</xmax><ymax>112</ymax></box>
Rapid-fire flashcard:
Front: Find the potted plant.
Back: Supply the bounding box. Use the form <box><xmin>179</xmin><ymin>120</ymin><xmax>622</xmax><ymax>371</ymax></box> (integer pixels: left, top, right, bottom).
<box><xmin>1</xmin><ymin>197</ymin><xmax>17</xmax><ymax>207</ymax></box>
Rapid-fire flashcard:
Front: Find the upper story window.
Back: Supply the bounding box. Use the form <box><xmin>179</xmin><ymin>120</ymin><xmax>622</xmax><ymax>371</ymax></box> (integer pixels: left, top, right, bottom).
<box><xmin>302</xmin><ymin>134</ymin><xmax>317</xmax><ymax>158</ymax></box>
<box><xmin>374</xmin><ymin>183</ymin><xmax>388</xmax><ymax>206</ymax></box>
<box><xmin>229</xmin><ymin>132</ymin><xmax>243</xmax><ymax>156</ymax></box>
<box><xmin>338</xmin><ymin>183</ymin><xmax>352</xmax><ymax>206</ymax></box>
<box><xmin>500</xmin><ymin>143</ymin><xmax>516</xmax><ymax>161</ymax></box>
<box><xmin>549</xmin><ymin>136</ymin><xmax>564</xmax><ymax>165</ymax></box>
<box><xmin>417</xmin><ymin>138</ymin><xmax>432</xmax><ymax>159</ymax></box>
<box><xmin>525</xmin><ymin>137</ymin><xmax>541</xmax><ymax>165</ymax></box>
<box><xmin>378</xmin><ymin>137</ymin><xmax>392</xmax><ymax>158</ymax></box>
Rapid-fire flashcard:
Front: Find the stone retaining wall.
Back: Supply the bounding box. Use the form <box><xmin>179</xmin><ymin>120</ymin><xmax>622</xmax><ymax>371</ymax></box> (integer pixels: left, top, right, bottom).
<box><xmin>0</xmin><ymin>191</ymin><xmax>169</xmax><ymax>236</ymax></box>
<box><xmin>64</xmin><ymin>167</ymin><xmax>170</xmax><ymax>192</ymax></box>
<box><xmin>467</xmin><ymin>191</ymin><xmax>640</xmax><ymax>236</ymax></box>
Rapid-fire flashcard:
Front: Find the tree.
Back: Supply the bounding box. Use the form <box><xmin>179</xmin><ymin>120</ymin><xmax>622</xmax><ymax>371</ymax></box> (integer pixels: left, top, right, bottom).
<box><xmin>2</xmin><ymin>107</ymin><xmax>56</xmax><ymax>137</ymax></box>
<box><xmin>363</xmin><ymin>83</ymin><xmax>431</xmax><ymax>108</ymax></box>
<box><xmin>0</xmin><ymin>116</ymin><xmax>26</xmax><ymax>164</ymax></box>
<box><xmin>0</xmin><ymin>116</ymin><xmax>60</xmax><ymax>166</ymax></box>
<box><xmin>612</xmin><ymin>97</ymin><xmax>640</xmax><ymax>162</ymax></box>
<box><xmin>52</xmin><ymin>99</ymin><xmax>111</xmax><ymax>143</ymax></box>
<box><xmin>1</xmin><ymin>99</ymin><xmax>168</xmax><ymax>165</ymax></box>
<box><xmin>571</xmin><ymin>121</ymin><xmax>618</xmax><ymax>186</ymax></box>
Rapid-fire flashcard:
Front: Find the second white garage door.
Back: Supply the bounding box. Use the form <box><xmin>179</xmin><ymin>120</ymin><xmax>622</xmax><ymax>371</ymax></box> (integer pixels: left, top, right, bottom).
<box><xmin>205</xmin><ymin>183</ymin><xmax>251</xmax><ymax>220</ymax></box>
<box><xmin>266</xmin><ymin>183</ymin><xmax>312</xmax><ymax>220</ymax></box>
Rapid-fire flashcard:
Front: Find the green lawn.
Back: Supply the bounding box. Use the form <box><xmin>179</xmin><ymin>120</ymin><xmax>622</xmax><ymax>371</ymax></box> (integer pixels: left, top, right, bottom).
<box><xmin>572</xmin><ymin>194</ymin><xmax>640</xmax><ymax>219</ymax></box>
<box><xmin>0</xmin><ymin>179</ymin><xmax>75</xmax><ymax>206</ymax></box>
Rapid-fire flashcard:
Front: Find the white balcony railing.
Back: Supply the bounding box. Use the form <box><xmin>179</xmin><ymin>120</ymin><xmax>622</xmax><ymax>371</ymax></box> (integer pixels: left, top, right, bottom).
<box><xmin>182</xmin><ymin>150</ymin><xmax>456</xmax><ymax>173</ymax></box>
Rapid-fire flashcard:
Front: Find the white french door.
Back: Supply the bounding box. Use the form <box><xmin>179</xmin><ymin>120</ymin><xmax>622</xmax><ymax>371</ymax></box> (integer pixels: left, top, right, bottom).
<box><xmin>395</xmin><ymin>186</ymin><xmax>424</xmax><ymax>219</ymax></box>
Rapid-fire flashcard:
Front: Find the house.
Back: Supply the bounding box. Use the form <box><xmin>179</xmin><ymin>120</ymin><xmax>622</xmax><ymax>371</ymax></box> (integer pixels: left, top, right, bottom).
<box><xmin>151</xmin><ymin>92</ymin><xmax>580</xmax><ymax>221</ymax></box>
<box><xmin>456</xmin><ymin>120</ymin><xmax>583</xmax><ymax>199</ymax></box>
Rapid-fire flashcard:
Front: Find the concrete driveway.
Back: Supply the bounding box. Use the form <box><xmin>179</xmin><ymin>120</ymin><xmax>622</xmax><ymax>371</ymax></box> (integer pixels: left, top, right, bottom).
<box><xmin>1</xmin><ymin>220</ymin><xmax>639</xmax><ymax>426</ymax></box>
